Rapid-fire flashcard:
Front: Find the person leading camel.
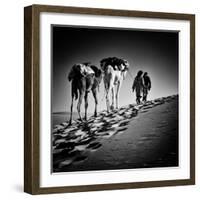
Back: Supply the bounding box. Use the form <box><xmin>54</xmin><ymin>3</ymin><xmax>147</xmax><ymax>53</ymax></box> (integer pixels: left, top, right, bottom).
<box><xmin>132</xmin><ymin>70</ymin><xmax>144</xmax><ymax>104</ymax></box>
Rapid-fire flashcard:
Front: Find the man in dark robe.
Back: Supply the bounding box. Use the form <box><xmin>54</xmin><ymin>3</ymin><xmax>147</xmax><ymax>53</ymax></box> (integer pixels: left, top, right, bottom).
<box><xmin>132</xmin><ymin>70</ymin><xmax>144</xmax><ymax>104</ymax></box>
<box><xmin>142</xmin><ymin>72</ymin><xmax>151</xmax><ymax>102</ymax></box>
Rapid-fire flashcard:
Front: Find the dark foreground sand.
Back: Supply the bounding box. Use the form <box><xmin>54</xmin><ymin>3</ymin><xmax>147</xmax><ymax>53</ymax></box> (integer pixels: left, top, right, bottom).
<box><xmin>52</xmin><ymin>95</ymin><xmax>178</xmax><ymax>172</ymax></box>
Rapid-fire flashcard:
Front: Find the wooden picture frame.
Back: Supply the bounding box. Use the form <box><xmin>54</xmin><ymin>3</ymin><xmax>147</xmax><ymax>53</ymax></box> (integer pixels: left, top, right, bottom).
<box><xmin>24</xmin><ymin>4</ymin><xmax>195</xmax><ymax>194</ymax></box>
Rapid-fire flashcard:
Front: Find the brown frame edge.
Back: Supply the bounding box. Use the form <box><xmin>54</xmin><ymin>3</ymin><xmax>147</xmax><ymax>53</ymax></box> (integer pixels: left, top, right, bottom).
<box><xmin>24</xmin><ymin>4</ymin><xmax>195</xmax><ymax>195</ymax></box>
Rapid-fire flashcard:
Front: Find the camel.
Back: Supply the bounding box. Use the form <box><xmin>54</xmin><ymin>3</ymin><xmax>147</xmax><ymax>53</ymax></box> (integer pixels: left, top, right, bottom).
<box><xmin>68</xmin><ymin>63</ymin><xmax>102</xmax><ymax>125</ymax></box>
<box><xmin>100</xmin><ymin>57</ymin><xmax>129</xmax><ymax>112</ymax></box>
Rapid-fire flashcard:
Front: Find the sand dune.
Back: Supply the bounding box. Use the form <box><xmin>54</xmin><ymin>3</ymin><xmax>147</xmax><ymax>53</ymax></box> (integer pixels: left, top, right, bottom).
<box><xmin>52</xmin><ymin>95</ymin><xmax>178</xmax><ymax>172</ymax></box>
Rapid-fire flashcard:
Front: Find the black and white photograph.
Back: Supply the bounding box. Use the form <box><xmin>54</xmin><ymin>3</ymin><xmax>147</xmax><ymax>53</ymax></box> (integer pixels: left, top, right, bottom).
<box><xmin>52</xmin><ymin>25</ymin><xmax>179</xmax><ymax>173</ymax></box>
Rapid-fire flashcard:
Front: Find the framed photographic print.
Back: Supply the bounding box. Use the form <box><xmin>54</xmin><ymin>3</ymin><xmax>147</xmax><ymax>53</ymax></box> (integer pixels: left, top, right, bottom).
<box><xmin>24</xmin><ymin>4</ymin><xmax>195</xmax><ymax>194</ymax></box>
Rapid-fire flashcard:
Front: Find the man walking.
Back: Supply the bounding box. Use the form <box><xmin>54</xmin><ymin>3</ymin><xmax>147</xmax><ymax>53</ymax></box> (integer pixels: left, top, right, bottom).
<box><xmin>132</xmin><ymin>70</ymin><xmax>144</xmax><ymax>104</ymax></box>
<box><xmin>142</xmin><ymin>72</ymin><xmax>151</xmax><ymax>102</ymax></box>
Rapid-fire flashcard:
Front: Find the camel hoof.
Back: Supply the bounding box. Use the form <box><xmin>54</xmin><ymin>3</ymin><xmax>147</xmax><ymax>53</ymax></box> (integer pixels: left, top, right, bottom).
<box><xmin>77</xmin><ymin>118</ymin><xmax>84</xmax><ymax>123</ymax></box>
<box><xmin>68</xmin><ymin>121</ymin><xmax>72</xmax><ymax>126</ymax></box>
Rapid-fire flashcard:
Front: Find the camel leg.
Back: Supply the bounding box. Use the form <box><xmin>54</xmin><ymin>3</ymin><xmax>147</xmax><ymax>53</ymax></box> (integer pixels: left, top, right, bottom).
<box><xmin>105</xmin><ymin>88</ymin><xmax>110</xmax><ymax>112</ymax></box>
<box><xmin>111</xmin><ymin>87</ymin><xmax>115</xmax><ymax>110</ymax></box>
<box><xmin>69</xmin><ymin>95</ymin><xmax>74</xmax><ymax>125</ymax></box>
<box><xmin>92</xmin><ymin>89</ymin><xmax>98</xmax><ymax>117</ymax></box>
<box><xmin>116</xmin><ymin>82</ymin><xmax>121</xmax><ymax>109</ymax></box>
<box><xmin>104</xmin><ymin>81</ymin><xmax>110</xmax><ymax>112</ymax></box>
<box><xmin>84</xmin><ymin>92</ymin><xmax>88</xmax><ymax>121</ymax></box>
<box><xmin>77</xmin><ymin>91</ymin><xmax>84</xmax><ymax>122</ymax></box>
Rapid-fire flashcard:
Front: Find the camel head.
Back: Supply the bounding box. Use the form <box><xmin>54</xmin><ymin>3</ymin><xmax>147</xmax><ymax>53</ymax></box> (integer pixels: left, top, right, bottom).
<box><xmin>100</xmin><ymin>58</ymin><xmax>109</xmax><ymax>72</ymax></box>
<box><xmin>119</xmin><ymin>59</ymin><xmax>129</xmax><ymax>71</ymax></box>
<box><xmin>119</xmin><ymin>59</ymin><xmax>129</xmax><ymax>80</ymax></box>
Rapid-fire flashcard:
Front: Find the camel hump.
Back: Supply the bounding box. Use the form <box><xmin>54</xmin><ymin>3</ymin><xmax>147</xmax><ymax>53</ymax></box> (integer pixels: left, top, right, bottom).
<box><xmin>100</xmin><ymin>57</ymin><xmax>129</xmax><ymax>72</ymax></box>
<box><xmin>90</xmin><ymin>65</ymin><xmax>102</xmax><ymax>78</ymax></box>
<box><xmin>81</xmin><ymin>62</ymin><xmax>95</xmax><ymax>75</ymax></box>
<box><xmin>68</xmin><ymin>63</ymin><xmax>95</xmax><ymax>82</ymax></box>
<box><xmin>84</xmin><ymin>65</ymin><xmax>95</xmax><ymax>75</ymax></box>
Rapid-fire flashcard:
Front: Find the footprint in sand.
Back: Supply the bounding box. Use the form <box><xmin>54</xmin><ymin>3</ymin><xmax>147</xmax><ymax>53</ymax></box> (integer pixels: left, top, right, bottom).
<box><xmin>118</xmin><ymin>127</ymin><xmax>128</xmax><ymax>132</ymax></box>
<box><xmin>95</xmin><ymin>132</ymin><xmax>110</xmax><ymax>137</ymax></box>
<box><xmin>87</xmin><ymin>142</ymin><xmax>102</xmax><ymax>150</ymax></box>
<box><xmin>54</xmin><ymin>138</ymin><xmax>67</xmax><ymax>145</ymax></box>
<box><xmin>53</xmin><ymin>148</ymin><xmax>63</xmax><ymax>154</ymax></box>
<box><xmin>53</xmin><ymin>134</ymin><xmax>63</xmax><ymax>141</ymax></box>
<box><xmin>74</xmin><ymin>144</ymin><xmax>89</xmax><ymax>151</ymax></box>
<box><xmin>142</xmin><ymin>105</ymin><xmax>155</xmax><ymax>110</ymax></box>
<box><xmin>55</xmin><ymin>142</ymin><xmax>75</xmax><ymax>150</ymax></box>
<box><xmin>119</xmin><ymin>120</ymin><xmax>130</xmax><ymax>127</ymax></box>
<box><xmin>53</xmin><ymin>149</ymin><xmax>81</xmax><ymax>169</ymax></box>
<box><xmin>54</xmin><ymin>124</ymin><xmax>64</xmax><ymax>130</ymax></box>
<box><xmin>59</xmin><ymin>159</ymin><xmax>74</xmax><ymax>167</ymax></box>
<box><xmin>74</xmin><ymin>155</ymin><xmax>88</xmax><ymax>163</ymax></box>
<box><xmin>140</xmin><ymin>110</ymin><xmax>148</xmax><ymax>113</ymax></box>
<box><xmin>114</xmin><ymin>127</ymin><xmax>128</xmax><ymax>135</ymax></box>
<box><xmin>58</xmin><ymin>154</ymin><xmax>88</xmax><ymax>168</ymax></box>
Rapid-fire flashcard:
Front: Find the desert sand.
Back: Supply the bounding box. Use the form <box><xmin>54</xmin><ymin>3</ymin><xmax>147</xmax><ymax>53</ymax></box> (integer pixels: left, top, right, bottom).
<box><xmin>52</xmin><ymin>95</ymin><xmax>178</xmax><ymax>172</ymax></box>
